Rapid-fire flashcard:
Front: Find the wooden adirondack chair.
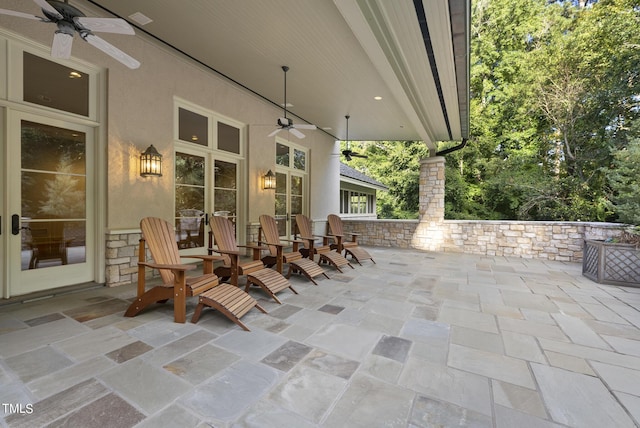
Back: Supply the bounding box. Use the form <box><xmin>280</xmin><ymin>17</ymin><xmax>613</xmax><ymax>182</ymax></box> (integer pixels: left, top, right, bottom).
<box><xmin>125</xmin><ymin>217</ymin><xmax>266</xmax><ymax>330</ymax></box>
<box><xmin>209</xmin><ymin>215</ymin><xmax>297</xmax><ymax>304</ymax></box>
<box><xmin>327</xmin><ymin>214</ymin><xmax>376</xmax><ymax>265</ymax></box>
<box><xmin>259</xmin><ymin>214</ymin><xmax>329</xmax><ymax>285</ymax></box>
<box><xmin>295</xmin><ymin>214</ymin><xmax>353</xmax><ymax>273</ymax></box>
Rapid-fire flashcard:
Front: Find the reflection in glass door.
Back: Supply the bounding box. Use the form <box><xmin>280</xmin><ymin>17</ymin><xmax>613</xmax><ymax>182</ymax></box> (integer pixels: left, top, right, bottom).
<box><xmin>274</xmin><ymin>171</ymin><xmax>304</xmax><ymax>237</ymax></box>
<box><xmin>174</xmin><ymin>152</ymin><xmax>239</xmax><ymax>252</ymax></box>
<box><xmin>214</xmin><ymin>160</ymin><xmax>237</xmax><ymax>223</ymax></box>
<box><xmin>275</xmin><ymin>172</ymin><xmax>288</xmax><ymax>236</ymax></box>
<box><xmin>20</xmin><ymin>121</ymin><xmax>87</xmax><ymax>270</ymax></box>
<box><xmin>9</xmin><ymin>115</ymin><xmax>94</xmax><ymax>296</ymax></box>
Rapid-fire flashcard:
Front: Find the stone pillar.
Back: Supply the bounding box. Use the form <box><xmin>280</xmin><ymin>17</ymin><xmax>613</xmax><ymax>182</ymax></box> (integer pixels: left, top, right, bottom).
<box><xmin>412</xmin><ymin>156</ymin><xmax>446</xmax><ymax>251</ymax></box>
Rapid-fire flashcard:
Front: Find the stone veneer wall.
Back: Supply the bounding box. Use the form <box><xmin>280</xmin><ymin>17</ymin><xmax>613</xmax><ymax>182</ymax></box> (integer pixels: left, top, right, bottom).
<box><xmin>341</xmin><ymin>219</ymin><xmax>625</xmax><ymax>262</ymax></box>
<box><xmin>105</xmin><ymin>231</ymin><xmax>145</xmax><ymax>288</ymax></box>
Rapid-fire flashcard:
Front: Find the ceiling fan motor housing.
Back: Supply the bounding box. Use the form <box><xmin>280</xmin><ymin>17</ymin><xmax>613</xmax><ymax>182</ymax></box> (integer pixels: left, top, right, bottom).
<box><xmin>277</xmin><ymin>117</ymin><xmax>293</xmax><ymax>128</ymax></box>
<box><xmin>46</xmin><ymin>1</ymin><xmax>86</xmax><ymax>22</ymax></box>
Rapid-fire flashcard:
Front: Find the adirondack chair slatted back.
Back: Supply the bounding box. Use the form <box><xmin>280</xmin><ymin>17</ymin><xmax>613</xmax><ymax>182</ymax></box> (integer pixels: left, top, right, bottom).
<box><xmin>295</xmin><ymin>214</ymin><xmax>313</xmax><ymax>250</ymax></box>
<box><xmin>327</xmin><ymin>214</ymin><xmax>344</xmax><ymax>236</ymax></box>
<box><xmin>259</xmin><ymin>215</ymin><xmax>281</xmax><ymax>256</ymax></box>
<box><xmin>209</xmin><ymin>216</ymin><xmax>236</xmax><ymax>265</ymax></box>
<box><xmin>140</xmin><ymin>217</ymin><xmax>181</xmax><ymax>284</ymax></box>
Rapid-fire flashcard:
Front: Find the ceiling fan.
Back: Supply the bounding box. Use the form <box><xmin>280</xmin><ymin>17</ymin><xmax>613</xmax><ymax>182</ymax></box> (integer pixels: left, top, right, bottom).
<box><xmin>342</xmin><ymin>115</ymin><xmax>368</xmax><ymax>161</ymax></box>
<box><xmin>0</xmin><ymin>0</ymin><xmax>140</xmax><ymax>69</ymax></box>
<box><xmin>268</xmin><ymin>65</ymin><xmax>316</xmax><ymax>139</ymax></box>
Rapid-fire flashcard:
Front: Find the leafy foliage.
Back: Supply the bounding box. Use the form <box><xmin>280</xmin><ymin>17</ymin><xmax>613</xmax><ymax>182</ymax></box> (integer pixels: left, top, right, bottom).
<box><xmin>345</xmin><ymin>0</ymin><xmax>640</xmax><ymax>223</ymax></box>
<box><xmin>608</xmin><ymin>135</ymin><xmax>640</xmax><ymax>224</ymax></box>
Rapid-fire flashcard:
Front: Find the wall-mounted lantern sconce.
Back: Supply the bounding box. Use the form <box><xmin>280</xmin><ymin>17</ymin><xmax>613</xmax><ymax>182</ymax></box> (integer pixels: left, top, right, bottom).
<box><xmin>140</xmin><ymin>144</ymin><xmax>163</xmax><ymax>177</ymax></box>
<box><xmin>263</xmin><ymin>169</ymin><xmax>276</xmax><ymax>190</ymax></box>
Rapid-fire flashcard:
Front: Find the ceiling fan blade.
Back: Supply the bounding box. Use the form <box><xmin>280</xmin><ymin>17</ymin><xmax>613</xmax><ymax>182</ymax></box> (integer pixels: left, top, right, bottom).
<box><xmin>33</xmin><ymin>0</ymin><xmax>62</xmax><ymax>19</ymax></box>
<box><xmin>0</xmin><ymin>8</ymin><xmax>45</xmax><ymax>21</ymax></box>
<box><xmin>84</xmin><ymin>34</ymin><xmax>140</xmax><ymax>69</ymax></box>
<box><xmin>51</xmin><ymin>32</ymin><xmax>73</xmax><ymax>59</ymax></box>
<box><xmin>292</xmin><ymin>124</ymin><xmax>316</xmax><ymax>130</ymax></box>
<box><xmin>268</xmin><ymin>128</ymin><xmax>282</xmax><ymax>137</ymax></box>
<box><xmin>289</xmin><ymin>128</ymin><xmax>306</xmax><ymax>139</ymax></box>
<box><xmin>75</xmin><ymin>17</ymin><xmax>135</xmax><ymax>35</ymax></box>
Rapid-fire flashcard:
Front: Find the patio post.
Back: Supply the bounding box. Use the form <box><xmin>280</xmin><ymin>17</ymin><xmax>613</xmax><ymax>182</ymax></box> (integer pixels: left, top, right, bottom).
<box><xmin>412</xmin><ymin>156</ymin><xmax>446</xmax><ymax>250</ymax></box>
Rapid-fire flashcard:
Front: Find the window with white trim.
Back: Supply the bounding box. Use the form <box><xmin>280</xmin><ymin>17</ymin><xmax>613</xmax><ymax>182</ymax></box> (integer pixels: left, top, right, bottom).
<box><xmin>174</xmin><ymin>100</ymin><xmax>244</xmax><ymax>249</ymax></box>
<box><xmin>340</xmin><ymin>190</ymin><xmax>375</xmax><ymax>214</ymax></box>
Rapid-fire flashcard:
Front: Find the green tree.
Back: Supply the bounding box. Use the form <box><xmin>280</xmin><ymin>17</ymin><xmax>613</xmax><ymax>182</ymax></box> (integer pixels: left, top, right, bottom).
<box><xmin>444</xmin><ymin>0</ymin><xmax>640</xmax><ymax>221</ymax></box>
<box><xmin>342</xmin><ymin>140</ymin><xmax>428</xmax><ymax>219</ymax></box>
<box><xmin>608</xmin><ymin>133</ymin><xmax>640</xmax><ymax>225</ymax></box>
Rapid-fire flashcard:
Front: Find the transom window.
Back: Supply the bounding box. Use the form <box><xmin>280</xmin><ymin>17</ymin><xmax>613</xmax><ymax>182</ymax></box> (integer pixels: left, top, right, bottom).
<box><xmin>276</xmin><ymin>142</ymin><xmax>306</xmax><ymax>171</ymax></box>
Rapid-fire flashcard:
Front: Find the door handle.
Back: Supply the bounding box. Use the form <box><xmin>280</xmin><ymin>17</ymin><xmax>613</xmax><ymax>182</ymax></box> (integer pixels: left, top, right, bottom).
<box><xmin>11</xmin><ymin>214</ymin><xmax>29</xmax><ymax>235</ymax></box>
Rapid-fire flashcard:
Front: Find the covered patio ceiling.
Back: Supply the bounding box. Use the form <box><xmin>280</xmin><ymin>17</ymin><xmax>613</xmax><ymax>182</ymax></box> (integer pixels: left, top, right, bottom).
<box><xmin>84</xmin><ymin>0</ymin><xmax>470</xmax><ymax>153</ymax></box>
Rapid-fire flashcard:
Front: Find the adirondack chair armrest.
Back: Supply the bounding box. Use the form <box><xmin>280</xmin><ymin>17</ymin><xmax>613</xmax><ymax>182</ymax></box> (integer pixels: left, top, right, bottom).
<box><xmin>189</xmin><ymin>254</ymin><xmax>226</xmax><ymax>262</ymax></box>
<box><xmin>281</xmin><ymin>238</ymin><xmax>304</xmax><ymax>244</ymax></box>
<box><xmin>257</xmin><ymin>240</ymin><xmax>285</xmax><ymax>248</ymax></box>
<box><xmin>210</xmin><ymin>248</ymin><xmax>243</xmax><ymax>256</ymax></box>
<box><xmin>242</xmin><ymin>243</ymin><xmax>270</xmax><ymax>251</ymax></box>
<box><xmin>139</xmin><ymin>261</ymin><xmax>196</xmax><ymax>271</ymax></box>
<box><xmin>345</xmin><ymin>232</ymin><xmax>360</xmax><ymax>242</ymax></box>
<box><xmin>242</xmin><ymin>243</ymin><xmax>267</xmax><ymax>260</ymax></box>
<box><xmin>188</xmin><ymin>254</ymin><xmax>225</xmax><ymax>274</ymax></box>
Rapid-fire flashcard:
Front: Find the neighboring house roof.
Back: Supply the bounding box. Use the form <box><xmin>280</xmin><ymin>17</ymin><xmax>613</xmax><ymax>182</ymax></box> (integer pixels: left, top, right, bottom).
<box><xmin>340</xmin><ymin>163</ymin><xmax>388</xmax><ymax>191</ymax></box>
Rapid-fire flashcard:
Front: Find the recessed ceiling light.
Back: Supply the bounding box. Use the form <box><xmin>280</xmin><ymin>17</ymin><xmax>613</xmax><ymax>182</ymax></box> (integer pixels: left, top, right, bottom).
<box><xmin>374</xmin><ymin>96</ymin><xmax>382</xmax><ymax>100</ymax></box>
<box><xmin>129</xmin><ymin>12</ymin><xmax>153</xmax><ymax>26</ymax></box>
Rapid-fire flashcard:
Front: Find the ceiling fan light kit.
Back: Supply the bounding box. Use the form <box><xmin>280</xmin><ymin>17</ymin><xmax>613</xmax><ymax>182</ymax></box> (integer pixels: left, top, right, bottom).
<box><xmin>0</xmin><ymin>0</ymin><xmax>140</xmax><ymax>69</ymax></box>
<box><xmin>267</xmin><ymin>65</ymin><xmax>316</xmax><ymax>139</ymax></box>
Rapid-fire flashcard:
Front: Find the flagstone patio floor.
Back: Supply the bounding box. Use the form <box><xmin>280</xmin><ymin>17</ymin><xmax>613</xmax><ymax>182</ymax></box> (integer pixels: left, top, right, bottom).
<box><xmin>1</xmin><ymin>247</ymin><xmax>640</xmax><ymax>427</ymax></box>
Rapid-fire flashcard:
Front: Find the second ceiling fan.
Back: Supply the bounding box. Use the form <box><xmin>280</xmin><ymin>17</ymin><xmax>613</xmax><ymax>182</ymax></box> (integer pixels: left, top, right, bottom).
<box><xmin>342</xmin><ymin>115</ymin><xmax>368</xmax><ymax>161</ymax></box>
<box><xmin>268</xmin><ymin>66</ymin><xmax>316</xmax><ymax>139</ymax></box>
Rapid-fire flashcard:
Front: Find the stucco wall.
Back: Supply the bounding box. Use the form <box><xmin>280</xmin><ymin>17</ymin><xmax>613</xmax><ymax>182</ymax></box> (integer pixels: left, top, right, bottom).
<box><xmin>1</xmin><ymin>1</ymin><xmax>340</xmax><ymax>288</ymax></box>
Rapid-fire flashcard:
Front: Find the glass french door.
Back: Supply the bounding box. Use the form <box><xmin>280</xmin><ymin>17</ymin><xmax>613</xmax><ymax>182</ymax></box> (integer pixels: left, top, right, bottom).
<box><xmin>174</xmin><ymin>150</ymin><xmax>239</xmax><ymax>253</ymax></box>
<box><xmin>6</xmin><ymin>112</ymin><xmax>95</xmax><ymax>297</ymax></box>
<box><xmin>274</xmin><ymin>171</ymin><xmax>304</xmax><ymax>238</ymax></box>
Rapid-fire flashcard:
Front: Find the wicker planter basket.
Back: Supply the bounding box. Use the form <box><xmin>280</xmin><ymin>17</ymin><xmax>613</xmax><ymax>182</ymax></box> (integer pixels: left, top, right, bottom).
<box><xmin>583</xmin><ymin>239</ymin><xmax>640</xmax><ymax>287</ymax></box>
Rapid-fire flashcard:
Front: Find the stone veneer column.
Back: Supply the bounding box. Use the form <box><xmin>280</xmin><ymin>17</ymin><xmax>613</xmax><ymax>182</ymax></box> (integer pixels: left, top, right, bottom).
<box><xmin>412</xmin><ymin>156</ymin><xmax>446</xmax><ymax>251</ymax></box>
